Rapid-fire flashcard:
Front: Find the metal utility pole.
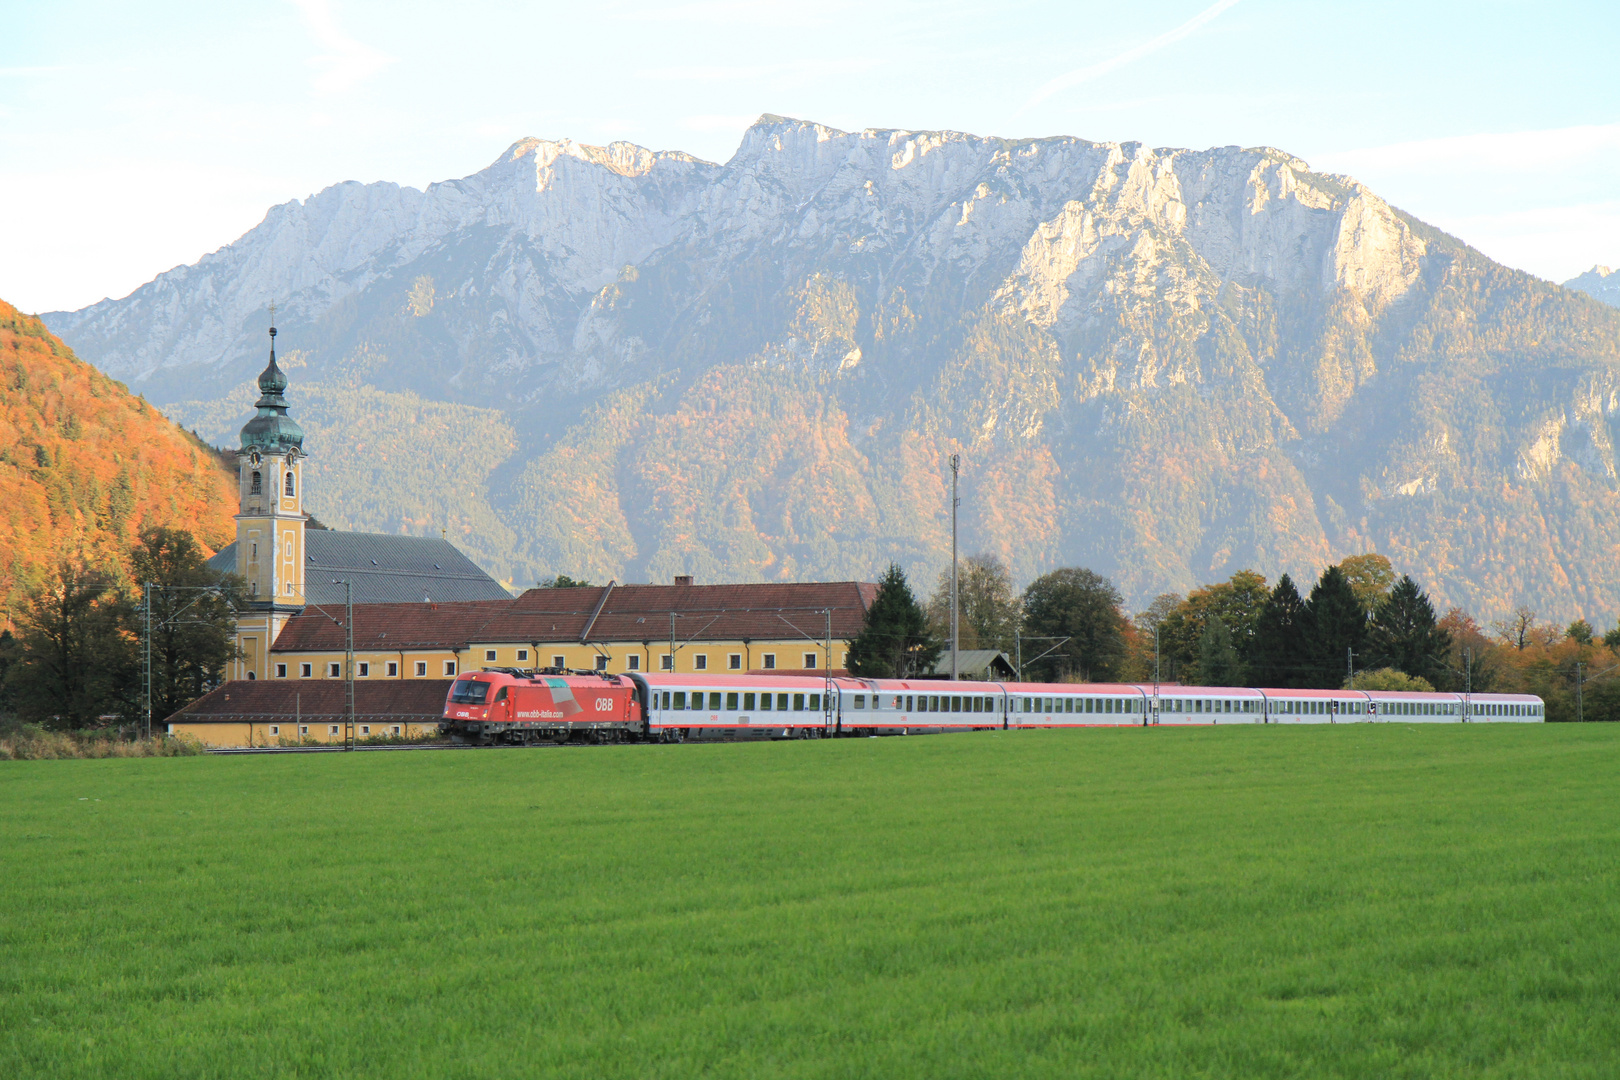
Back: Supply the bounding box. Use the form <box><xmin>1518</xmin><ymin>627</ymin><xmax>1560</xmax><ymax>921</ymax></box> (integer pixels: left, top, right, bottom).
<box><xmin>948</xmin><ymin>453</ymin><xmax>960</xmax><ymax>681</ymax></box>
<box><xmin>1153</xmin><ymin>624</ymin><xmax>1161</xmax><ymax>726</ymax></box>
<box><xmin>824</xmin><ymin>608</ymin><xmax>833</xmax><ymax>735</ymax></box>
<box><xmin>335</xmin><ymin>579</ymin><xmax>354</xmax><ymax>750</ymax></box>
<box><xmin>669</xmin><ymin>611</ymin><xmax>676</xmax><ymax>674</ymax></box>
<box><xmin>1464</xmin><ymin>646</ymin><xmax>1472</xmax><ymax>721</ymax></box>
<box><xmin>1346</xmin><ymin>647</ymin><xmax>1355</xmax><ymax>691</ymax></box>
<box><xmin>1577</xmin><ymin>661</ymin><xmax>1584</xmax><ymax>723</ymax></box>
<box><xmin>1014</xmin><ymin>631</ymin><xmax>1021</xmax><ymax>682</ymax></box>
<box><xmin>143</xmin><ymin>583</ymin><xmax>153</xmax><ymax>740</ymax></box>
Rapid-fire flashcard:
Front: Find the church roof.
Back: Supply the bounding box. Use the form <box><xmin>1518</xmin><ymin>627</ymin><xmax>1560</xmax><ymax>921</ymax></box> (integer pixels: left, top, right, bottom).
<box><xmin>208</xmin><ymin>530</ymin><xmax>513</xmax><ymax>605</ymax></box>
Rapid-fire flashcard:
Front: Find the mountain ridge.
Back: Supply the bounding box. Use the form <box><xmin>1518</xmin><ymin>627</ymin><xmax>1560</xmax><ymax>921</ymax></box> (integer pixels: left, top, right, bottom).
<box><xmin>43</xmin><ymin>116</ymin><xmax>1620</xmax><ymax>623</ymax></box>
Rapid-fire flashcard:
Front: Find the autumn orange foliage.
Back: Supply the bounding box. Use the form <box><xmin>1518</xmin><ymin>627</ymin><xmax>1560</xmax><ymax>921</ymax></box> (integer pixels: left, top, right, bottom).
<box><xmin>0</xmin><ymin>300</ymin><xmax>237</xmax><ymax>619</ymax></box>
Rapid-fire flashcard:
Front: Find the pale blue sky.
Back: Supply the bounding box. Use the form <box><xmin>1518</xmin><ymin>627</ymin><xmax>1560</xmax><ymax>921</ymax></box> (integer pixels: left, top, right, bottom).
<box><xmin>3</xmin><ymin>0</ymin><xmax>1616</xmax><ymax>313</ymax></box>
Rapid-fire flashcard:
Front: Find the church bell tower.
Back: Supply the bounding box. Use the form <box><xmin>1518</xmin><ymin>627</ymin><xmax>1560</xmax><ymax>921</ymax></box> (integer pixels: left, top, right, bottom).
<box><xmin>231</xmin><ymin>311</ymin><xmax>307</xmax><ymax>679</ymax></box>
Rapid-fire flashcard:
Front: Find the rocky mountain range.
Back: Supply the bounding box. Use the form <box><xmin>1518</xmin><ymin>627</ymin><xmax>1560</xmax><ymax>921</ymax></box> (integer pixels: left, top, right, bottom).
<box><xmin>44</xmin><ymin>116</ymin><xmax>1620</xmax><ymax>623</ymax></box>
<box><xmin>1566</xmin><ymin>265</ymin><xmax>1620</xmax><ymax>309</ymax></box>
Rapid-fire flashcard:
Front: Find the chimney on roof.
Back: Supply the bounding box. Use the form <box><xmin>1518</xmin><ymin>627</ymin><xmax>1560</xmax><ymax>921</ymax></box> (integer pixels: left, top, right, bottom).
<box><xmin>674</xmin><ymin>575</ymin><xmax>693</xmax><ymax>586</ymax></box>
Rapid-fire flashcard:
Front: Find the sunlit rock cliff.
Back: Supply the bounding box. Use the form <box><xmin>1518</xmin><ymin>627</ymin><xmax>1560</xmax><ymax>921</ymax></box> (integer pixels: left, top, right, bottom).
<box><xmin>46</xmin><ymin>117</ymin><xmax>1620</xmax><ymax>621</ymax></box>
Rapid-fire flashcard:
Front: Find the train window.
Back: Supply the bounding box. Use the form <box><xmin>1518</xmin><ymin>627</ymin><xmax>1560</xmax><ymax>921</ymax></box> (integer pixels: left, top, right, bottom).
<box><xmin>493</xmin><ymin>687</ymin><xmax>507</xmax><ymax>702</ymax></box>
<box><xmin>793</xmin><ymin>694</ymin><xmax>805</xmax><ymax>711</ymax></box>
<box><xmin>690</xmin><ymin>694</ymin><xmax>702</xmax><ymax>711</ymax></box>
<box><xmin>929</xmin><ymin>695</ymin><xmax>938</xmax><ymax>711</ymax></box>
<box><xmin>776</xmin><ymin>694</ymin><xmax>789</xmax><ymax>711</ymax></box>
<box><xmin>709</xmin><ymin>693</ymin><xmax>722</xmax><ymax>710</ymax></box>
<box><xmin>449</xmin><ymin>680</ymin><xmax>489</xmax><ymax>704</ymax></box>
<box><xmin>854</xmin><ymin>695</ymin><xmax>866</xmax><ymax>710</ymax></box>
<box><xmin>673</xmin><ymin>691</ymin><xmax>686</xmax><ymax>709</ymax></box>
<box><xmin>761</xmin><ymin>693</ymin><xmax>773</xmax><ymax>711</ymax></box>
<box><xmin>908</xmin><ymin>695</ymin><xmax>916</xmax><ymax>712</ymax></box>
<box><xmin>743</xmin><ymin>693</ymin><xmax>755</xmax><ymax>710</ymax></box>
<box><xmin>810</xmin><ymin>694</ymin><xmax>821</xmax><ymax>710</ymax></box>
<box><xmin>660</xmin><ymin>692</ymin><xmax>670</xmax><ymax>709</ymax></box>
<box><xmin>1022</xmin><ymin>697</ymin><xmax>1030</xmax><ymax>712</ymax></box>
<box><xmin>726</xmin><ymin>692</ymin><xmax>739</xmax><ymax>710</ymax></box>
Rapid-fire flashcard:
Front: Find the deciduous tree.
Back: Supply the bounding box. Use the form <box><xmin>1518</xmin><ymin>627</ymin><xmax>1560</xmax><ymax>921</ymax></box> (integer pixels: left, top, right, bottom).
<box><xmin>925</xmin><ymin>553</ymin><xmax>1020</xmax><ymax>654</ymax></box>
<box><xmin>134</xmin><ymin>527</ymin><xmax>245</xmax><ymax>721</ymax></box>
<box><xmin>1020</xmin><ymin>568</ymin><xmax>1126</xmax><ymax>681</ymax></box>
<box><xmin>5</xmin><ymin>564</ymin><xmax>132</xmax><ymax>729</ymax></box>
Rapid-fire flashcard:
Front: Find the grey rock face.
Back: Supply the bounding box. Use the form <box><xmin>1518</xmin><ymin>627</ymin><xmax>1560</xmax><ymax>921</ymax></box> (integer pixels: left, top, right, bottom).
<box><xmin>42</xmin><ymin>117</ymin><xmax>1620</xmax><ymax>622</ymax></box>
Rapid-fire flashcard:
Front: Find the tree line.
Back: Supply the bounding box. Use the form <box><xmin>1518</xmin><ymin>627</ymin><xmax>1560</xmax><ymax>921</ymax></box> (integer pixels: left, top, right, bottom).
<box><xmin>845</xmin><ymin>553</ymin><xmax>1620</xmax><ymax>721</ymax></box>
<box><xmin>0</xmin><ymin>528</ymin><xmax>242</xmax><ymax>731</ymax></box>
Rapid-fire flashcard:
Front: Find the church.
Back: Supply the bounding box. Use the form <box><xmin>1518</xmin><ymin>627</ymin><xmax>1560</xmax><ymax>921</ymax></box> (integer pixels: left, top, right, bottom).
<box><xmin>206</xmin><ymin>321</ymin><xmax>513</xmax><ymax>680</ymax></box>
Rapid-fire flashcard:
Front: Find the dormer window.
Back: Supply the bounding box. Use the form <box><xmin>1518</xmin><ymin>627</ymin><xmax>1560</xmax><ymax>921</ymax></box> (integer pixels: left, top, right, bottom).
<box><xmin>285</xmin><ymin>471</ymin><xmax>295</xmax><ymax>496</ymax></box>
<box><xmin>250</xmin><ymin>470</ymin><xmax>262</xmax><ymax>494</ymax></box>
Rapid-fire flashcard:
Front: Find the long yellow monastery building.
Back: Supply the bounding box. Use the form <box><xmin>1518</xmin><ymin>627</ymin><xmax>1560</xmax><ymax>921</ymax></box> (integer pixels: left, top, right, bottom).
<box><xmin>172</xmin><ymin>323</ymin><xmax>875</xmax><ymax>746</ymax></box>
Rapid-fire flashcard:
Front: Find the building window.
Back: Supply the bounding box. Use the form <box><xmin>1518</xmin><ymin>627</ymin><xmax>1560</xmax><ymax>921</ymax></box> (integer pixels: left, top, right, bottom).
<box><xmin>444</xmin><ymin>661</ymin><xmax>456</xmax><ymax>676</ymax></box>
<box><xmin>300</xmin><ymin>663</ymin><xmax>312</xmax><ymax>678</ymax></box>
<box><xmin>595</xmin><ymin>655</ymin><xmax>608</xmax><ymax>671</ymax></box>
<box><xmin>391</xmin><ymin>725</ymin><xmax>401</xmax><ymax>735</ymax></box>
<box><xmin>729</xmin><ymin>653</ymin><xmax>742</xmax><ymax>670</ymax></box>
<box><xmin>415</xmin><ymin>662</ymin><xmax>427</xmax><ymax>677</ymax></box>
<box><xmin>517</xmin><ymin>649</ymin><xmax>529</xmax><ymax>662</ymax></box>
<box><xmin>661</xmin><ymin>654</ymin><xmax>673</xmax><ymax>671</ymax></box>
<box><xmin>250</xmin><ymin>470</ymin><xmax>261</xmax><ymax>494</ymax></box>
<box><xmin>275</xmin><ymin>663</ymin><xmax>287</xmax><ymax>678</ymax></box>
<box><xmin>358</xmin><ymin>662</ymin><xmax>369</xmax><ymax>677</ymax></box>
<box><xmin>387</xmin><ymin>661</ymin><xmax>398</xmax><ymax>677</ymax></box>
<box><xmin>329</xmin><ymin>725</ymin><xmax>340</xmax><ymax>736</ymax></box>
<box><xmin>285</xmin><ymin>471</ymin><xmax>295</xmax><ymax>496</ymax></box>
<box><xmin>763</xmin><ymin>654</ymin><xmax>776</xmax><ymax>670</ymax></box>
<box><xmin>627</xmin><ymin>654</ymin><xmax>640</xmax><ymax>670</ymax></box>
<box><xmin>552</xmin><ymin>655</ymin><xmax>566</xmax><ymax>669</ymax></box>
<box><xmin>269</xmin><ymin>725</ymin><xmax>280</xmax><ymax>736</ymax></box>
<box><xmin>360</xmin><ymin>725</ymin><xmax>371</xmax><ymax>736</ymax></box>
<box><xmin>804</xmin><ymin>653</ymin><xmax>818</xmax><ymax>669</ymax></box>
<box><xmin>250</xmin><ymin>580</ymin><xmax>258</xmax><ymax>596</ymax></box>
<box><xmin>285</xmin><ymin>582</ymin><xmax>293</xmax><ymax>595</ymax></box>
<box><xmin>694</xmin><ymin>654</ymin><xmax>707</xmax><ymax>670</ymax></box>
<box><xmin>299</xmin><ymin>725</ymin><xmax>309</xmax><ymax>736</ymax></box>
<box><xmin>485</xmin><ymin>649</ymin><xmax>497</xmax><ymax>662</ymax></box>
<box><xmin>328</xmin><ymin>663</ymin><xmax>341</xmax><ymax>677</ymax></box>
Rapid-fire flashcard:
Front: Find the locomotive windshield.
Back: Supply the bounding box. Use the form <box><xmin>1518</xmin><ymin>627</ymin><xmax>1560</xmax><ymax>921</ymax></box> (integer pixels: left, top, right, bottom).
<box><xmin>449</xmin><ymin>679</ymin><xmax>490</xmax><ymax>704</ymax></box>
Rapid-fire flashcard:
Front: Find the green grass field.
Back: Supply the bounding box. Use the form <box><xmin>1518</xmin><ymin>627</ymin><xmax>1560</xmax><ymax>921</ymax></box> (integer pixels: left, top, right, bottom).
<box><xmin>3</xmin><ymin>726</ymin><xmax>1618</xmax><ymax>1079</ymax></box>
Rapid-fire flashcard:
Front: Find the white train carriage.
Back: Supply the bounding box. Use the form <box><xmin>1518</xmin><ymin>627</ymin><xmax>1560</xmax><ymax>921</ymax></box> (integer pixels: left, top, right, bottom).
<box><xmin>835</xmin><ymin>680</ymin><xmax>1006</xmax><ymax>734</ymax></box>
<box><xmin>1000</xmin><ymin>683</ymin><xmax>1147</xmax><ymax>727</ymax></box>
<box><xmin>637</xmin><ymin>673</ymin><xmax>831</xmax><ymax>740</ymax></box>
<box><xmin>1146</xmin><ymin>686</ymin><xmax>1267</xmax><ymax>725</ymax></box>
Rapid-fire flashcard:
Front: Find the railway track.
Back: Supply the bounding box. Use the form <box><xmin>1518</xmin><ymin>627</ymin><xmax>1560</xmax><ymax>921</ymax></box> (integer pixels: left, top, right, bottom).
<box><xmin>209</xmin><ymin>741</ymin><xmax>531</xmax><ymax>755</ymax></box>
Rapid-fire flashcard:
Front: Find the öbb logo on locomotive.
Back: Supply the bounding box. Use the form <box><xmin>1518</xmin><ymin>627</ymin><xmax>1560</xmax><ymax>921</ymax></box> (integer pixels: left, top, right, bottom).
<box><xmin>442</xmin><ymin>668</ymin><xmax>1546</xmax><ymax>744</ymax></box>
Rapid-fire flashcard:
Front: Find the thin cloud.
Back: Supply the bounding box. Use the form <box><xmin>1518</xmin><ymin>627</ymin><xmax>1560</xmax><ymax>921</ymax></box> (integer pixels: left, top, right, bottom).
<box><xmin>1020</xmin><ymin>0</ymin><xmax>1245</xmax><ymax>113</ymax></box>
<box><xmin>286</xmin><ymin>0</ymin><xmax>396</xmax><ymax>95</ymax></box>
<box><xmin>1316</xmin><ymin>123</ymin><xmax>1620</xmax><ymax>175</ymax></box>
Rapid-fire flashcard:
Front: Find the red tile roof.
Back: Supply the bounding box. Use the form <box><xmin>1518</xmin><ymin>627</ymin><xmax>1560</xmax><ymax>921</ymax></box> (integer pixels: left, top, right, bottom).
<box><xmin>268</xmin><ymin>581</ymin><xmax>876</xmax><ymax>654</ymax></box>
<box><xmin>271</xmin><ymin>599</ymin><xmax>509</xmax><ymax>652</ymax></box>
<box><xmin>168</xmin><ymin>680</ymin><xmax>454</xmax><ymax>722</ymax></box>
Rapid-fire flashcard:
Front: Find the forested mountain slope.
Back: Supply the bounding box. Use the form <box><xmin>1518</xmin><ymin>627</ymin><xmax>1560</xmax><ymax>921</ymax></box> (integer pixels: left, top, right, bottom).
<box><xmin>0</xmin><ymin>301</ymin><xmax>237</xmax><ymax>611</ymax></box>
<box><xmin>45</xmin><ymin>117</ymin><xmax>1620</xmax><ymax>622</ymax></box>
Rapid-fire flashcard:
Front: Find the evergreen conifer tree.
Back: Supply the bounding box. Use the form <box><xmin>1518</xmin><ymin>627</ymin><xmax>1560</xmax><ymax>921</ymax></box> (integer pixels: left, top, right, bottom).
<box><xmin>1196</xmin><ymin>617</ymin><xmax>1244</xmax><ymax>686</ymax></box>
<box><xmin>1366</xmin><ymin>575</ymin><xmax>1452</xmax><ymax>687</ymax></box>
<box><xmin>845</xmin><ymin>563</ymin><xmax>941</xmax><ymax>678</ymax></box>
<box><xmin>1305</xmin><ymin>565</ymin><xmax>1366</xmax><ymax>688</ymax></box>
<box><xmin>1250</xmin><ymin>574</ymin><xmax>1311</xmax><ymax>688</ymax></box>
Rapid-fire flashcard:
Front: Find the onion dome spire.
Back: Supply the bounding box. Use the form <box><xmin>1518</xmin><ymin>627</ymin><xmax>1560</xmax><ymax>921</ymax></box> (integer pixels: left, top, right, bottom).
<box><xmin>239</xmin><ymin>302</ymin><xmax>305</xmax><ymax>453</ymax></box>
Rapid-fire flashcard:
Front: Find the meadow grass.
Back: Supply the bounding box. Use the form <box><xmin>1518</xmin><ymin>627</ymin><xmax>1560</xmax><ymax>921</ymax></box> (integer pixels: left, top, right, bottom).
<box><xmin>2</xmin><ymin>725</ymin><xmax>1617</xmax><ymax>1079</ymax></box>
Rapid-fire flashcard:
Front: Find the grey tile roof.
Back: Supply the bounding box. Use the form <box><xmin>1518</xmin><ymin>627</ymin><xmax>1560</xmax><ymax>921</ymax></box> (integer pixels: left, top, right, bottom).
<box><xmin>208</xmin><ymin>531</ymin><xmax>512</xmax><ymax>605</ymax></box>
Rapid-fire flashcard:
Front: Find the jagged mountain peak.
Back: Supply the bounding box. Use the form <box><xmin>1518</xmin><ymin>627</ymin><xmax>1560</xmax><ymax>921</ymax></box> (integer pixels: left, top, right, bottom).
<box><xmin>41</xmin><ymin>119</ymin><xmax>1620</xmax><ymax>623</ymax></box>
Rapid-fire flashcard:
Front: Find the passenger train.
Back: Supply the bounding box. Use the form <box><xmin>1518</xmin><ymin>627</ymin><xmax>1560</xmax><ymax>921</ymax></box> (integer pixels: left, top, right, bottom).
<box><xmin>441</xmin><ymin>668</ymin><xmax>1545</xmax><ymax>744</ymax></box>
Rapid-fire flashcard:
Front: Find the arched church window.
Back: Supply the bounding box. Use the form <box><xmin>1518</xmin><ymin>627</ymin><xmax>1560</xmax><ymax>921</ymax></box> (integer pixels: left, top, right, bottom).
<box><xmin>250</xmin><ymin>470</ymin><xmax>262</xmax><ymax>494</ymax></box>
<box><xmin>285</xmin><ymin>471</ymin><xmax>295</xmax><ymax>496</ymax></box>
